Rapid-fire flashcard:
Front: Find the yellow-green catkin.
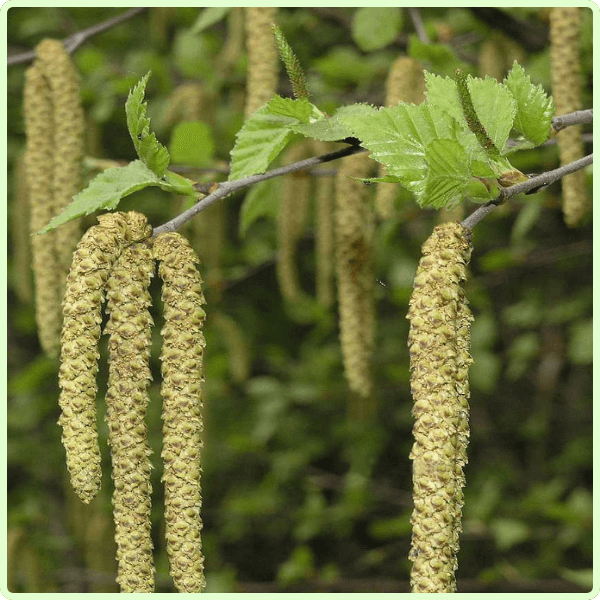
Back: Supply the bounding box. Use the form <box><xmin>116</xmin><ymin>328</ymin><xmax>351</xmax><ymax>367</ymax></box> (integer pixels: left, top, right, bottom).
<box><xmin>11</xmin><ymin>153</ymin><xmax>34</xmax><ymax>304</ymax></box>
<box><xmin>375</xmin><ymin>57</ymin><xmax>425</xmax><ymax>219</ymax></box>
<box><xmin>406</xmin><ymin>222</ymin><xmax>473</xmax><ymax>593</ymax></box>
<box><xmin>35</xmin><ymin>39</ymin><xmax>85</xmax><ymax>273</ymax></box>
<box><xmin>549</xmin><ymin>7</ymin><xmax>588</xmax><ymax>227</ymax></box>
<box><xmin>23</xmin><ymin>60</ymin><xmax>61</xmax><ymax>357</ymax></box>
<box><xmin>335</xmin><ymin>153</ymin><xmax>376</xmax><ymax>402</ymax></box>
<box><xmin>244</xmin><ymin>7</ymin><xmax>279</xmax><ymax>118</ymax></box>
<box><xmin>58</xmin><ymin>212</ymin><xmax>132</xmax><ymax>504</ymax></box>
<box><xmin>312</xmin><ymin>141</ymin><xmax>335</xmax><ymax>308</ymax></box>
<box><xmin>277</xmin><ymin>142</ymin><xmax>312</xmax><ymax>303</ymax></box>
<box><xmin>104</xmin><ymin>212</ymin><xmax>155</xmax><ymax>592</ymax></box>
<box><xmin>153</xmin><ymin>232</ymin><xmax>207</xmax><ymax>593</ymax></box>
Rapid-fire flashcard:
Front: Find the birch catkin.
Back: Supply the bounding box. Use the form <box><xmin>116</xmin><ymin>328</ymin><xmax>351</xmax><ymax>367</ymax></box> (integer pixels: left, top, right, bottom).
<box><xmin>406</xmin><ymin>222</ymin><xmax>473</xmax><ymax>593</ymax></box>
<box><xmin>104</xmin><ymin>212</ymin><xmax>155</xmax><ymax>592</ymax></box>
<box><xmin>153</xmin><ymin>232</ymin><xmax>207</xmax><ymax>593</ymax></box>
<box><xmin>549</xmin><ymin>7</ymin><xmax>588</xmax><ymax>227</ymax></box>
<box><xmin>58</xmin><ymin>212</ymin><xmax>131</xmax><ymax>504</ymax></box>
<box><xmin>335</xmin><ymin>153</ymin><xmax>376</xmax><ymax>400</ymax></box>
<box><xmin>244</xmin><ymin>7</ymin><xmax>279</xmax><ymax>118</ymax></box>
<box><xmin>23</xmin><ymin>61</ymin><xmax>61</xmax><ymax>357</ymax></box>
<box><xmin>35</xmin><ymin>39</ymin><xmax>85</xmax><ymax>273</ymax></box>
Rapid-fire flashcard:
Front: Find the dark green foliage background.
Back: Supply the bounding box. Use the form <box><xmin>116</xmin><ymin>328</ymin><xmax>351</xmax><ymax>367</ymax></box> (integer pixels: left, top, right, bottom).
<box><xmin>6</xmin><ymin>7</ymin><xmax>592</xmax><ymax>593</ymax></box>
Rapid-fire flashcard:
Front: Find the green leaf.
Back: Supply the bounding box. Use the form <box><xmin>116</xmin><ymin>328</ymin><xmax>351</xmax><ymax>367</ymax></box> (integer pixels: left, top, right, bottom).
<box><xmin>267</xmin><ymin>95</ymin><xmax>313</xmax><ymax>123</ymax></box>
<box><xmin>352</xmin><ymin>7</ymin><xmax>403</xmax><ymax>52</ymax></box>
<box><xmin>169</xmin><ymin>121</ymin><xmax>214</xmax><ymax>167</ymax></box>
<box><xmin>191</xmin><ymin>6</ymin><xmax>231</xmax><ymax>34</ymax></box>
<box><xmin>125</xmin><ymin>71</ymin><xmax>170</xmax><ymax>177</ymax></box>
<box><xmin>337</xmin><ymin>102</ymin><xmax>460</xmax><ymax>198</ymax></box>
<box><xmin>38</xmin><ymin>160</ymin><xmax>159</xmax><ymax>234</ymax></box>
<box><xmin>158</xmin><ymin>170</ymin><xmax>197</xmax><ymax>197</ymax></box>
<box><xmin>504</xmin><ymin>61</ymin><xmax>555</xmax><ymax>145</ymax></box>
<box><xmin>290</xmin><ymin>119</ymin><xmax>349</xmax><ymax>142</ymax></box>
<box><xmin>228</xmin><ymin>97</ymin><xmax>308</xmax><ymax>180</ymax></box>
<box><xmin>468</xmin><ymin>75</ymin><xmax>517</xmax><ymax>154</ymax></box>
<box><xmin>422</xmin><ymin>139</ymin><xmax>471</xmax><ymax>208</ymax></box>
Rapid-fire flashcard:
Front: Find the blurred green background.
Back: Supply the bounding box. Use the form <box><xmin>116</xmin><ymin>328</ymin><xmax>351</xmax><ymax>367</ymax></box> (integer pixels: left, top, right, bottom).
<box><xmin>6</xmin><ymin>6</ymin><xmax>592</xmax><ymax>593</ymax></box>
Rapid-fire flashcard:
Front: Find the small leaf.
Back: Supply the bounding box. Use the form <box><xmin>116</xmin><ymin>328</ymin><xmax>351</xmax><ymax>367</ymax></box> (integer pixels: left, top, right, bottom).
<box><xmin>191</xmin><ymin>6</ymin><xmax>231</xmax><ymax>34</ymax></box>
<box><xmin>352</xmin><ymin>7</ymin><xmax>403</xmax><ymax>52</ymax></box>
<box><xmin>38</xmin><ymin>160</ymin><xmax>159</xmax><ymax>234</ymax></box>
<box><xmin>267</xmin><ymin>95</ymin><xmax>313</xmax><ymax>123</ymax></box>
<box><xmin>504</xmin><ymin>61</ymin><xmax>555</xmax><ymax>146</ymax></box>
<box><xmin>125</xmin><ymin>71</ymin><xmax>170</xmax><ymax>177</ymax></box>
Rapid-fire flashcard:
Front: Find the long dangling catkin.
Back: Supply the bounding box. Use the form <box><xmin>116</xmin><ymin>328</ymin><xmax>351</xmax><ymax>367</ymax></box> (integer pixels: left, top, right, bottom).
<box><xmin>153</xmin><ymin>232</ymin><xmax>207</xmax><ymax>593</ymax></box>
<box><xmin>312</xmin><ymin>141</ymin><xmax>335</xmax><ymax>308</ymax></box>
<box><xmin>375</xmin><ymin>57</ymin><xmax>425</xmax><ymax>218</ymax></box>
<box><xmin>406</xmin><ymin>222</ymin><xmax>473</xmax><ymax>593</ymax></box>
<box><xmin>335</xmin><ymin>153</ymin><xmax>376</xmax><ymax>401</ymax></box>
<box><xmin>23</xmin><ymin>61</ymin><xmax>61</xmax><ymax>357</ymax></box>
<box><xmin>104</xmin><ymin>212</ymin><xmax>155</xmax><ymax>592</ymax></box>
<box><xmin>35</xmin><ymin>39</ymin><xmax>85</xmax><ymax>274</ymax></box>
<box><xmin>549</xmin><ymin>7</ymin><xmax>588</xmax><ymax>227</ymax></box>
<box><xmin>244</xmin><ymin>7</ymin><xmax>279</xmax><ymax>118</ymax></box>
<box><xmin>58</xmin><ymin>212</ymin><xmax>131</xmax><ymax>504</ymax></box>
<box><xmin>161</xmin><ymin>83</ymin><xmax>208</xmax><ymax>130</ymax></box>
<box><xmin>277</xmin><ymin>141</ymin><xmax>312</xmax><ymax>302</ymax></box>
<box><xmin>11</xmin><ymin>153</ymin><xmax>34</xmax><ymax>304</ymax></box>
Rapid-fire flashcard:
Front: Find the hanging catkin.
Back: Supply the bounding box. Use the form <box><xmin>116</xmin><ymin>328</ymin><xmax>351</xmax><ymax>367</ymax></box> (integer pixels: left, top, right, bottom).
<box><xmin>335</xmin><ymin>153</ymin><xmax>376</xmax><ymax>402</ymax></box>
<box><xmin>549</xmin><ymin>7</ymin><xmax>588</xmax><ymax>227</ymax></box>
<box><xmin>35</xmin><ymin>39</ymin><xmax>85</xmax><ymax>273</ymax></box>
<box><xmin>277</xmin><ymin>141</ymin><xmax>312</xmax><ymax>303</ymax></box>
<box><xmin>58</xmin><ymin>212</ymin><xmax>132</xmax><ymax>504</ymax></box>
<box><xmin>312</xmin><ymin>141</ymin><xmax>335</xmax><ymax>308</ymax></box>
<box><xmin>244</xmin><ymin>7</ymin><xmax>279</xmax><ymax>118</ymax></box>
<box><xmin>104</xmin><ymin>212</ymin><xmax>155</xmax><ymax>592</ymax></box>
<box><xmin>375</xmin><ymin>56</ymin><xmax>425</xmax><ymax>219</ymax></box>
<box><xmin>23</xmin><ymin>60</ymin><xmax>61</xmax><ymax>357</ymax></box>
<box><xmin>153</xmin><ymin>232</ymin><xmax>207</xmax><ymax>593</ymax></box>
<box><xmin>11</xmin><ymin>153</ymin><xmax>34</xmax><ymax>304</ymax></box>
<box><xmin>406</xmin><ymin>221</ymin><xmax>473</xmax><ymax>593</ymax></box>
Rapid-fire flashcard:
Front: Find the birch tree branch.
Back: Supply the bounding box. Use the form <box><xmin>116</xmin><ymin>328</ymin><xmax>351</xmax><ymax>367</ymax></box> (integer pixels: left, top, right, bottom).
<box><xmin>7</xmin><ymin>7</ymin><xmax>148</xmax><ymax>66</ymax></box>
<box><xmin>152</xmin><ymin>144</ymin><xmax>366</xmax><ymax>236</ymax></box>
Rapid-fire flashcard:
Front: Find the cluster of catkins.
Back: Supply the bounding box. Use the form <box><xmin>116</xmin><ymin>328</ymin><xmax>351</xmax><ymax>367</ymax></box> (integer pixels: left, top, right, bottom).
<box><xmin>406</xmin><ymin>221</ymin><xmax>473</xmax><ymax>593</ymax></box>
<box><xmin>58</xmin><ymin>210</ymin><xmax>206</xmax><ymax>593</ymax></box>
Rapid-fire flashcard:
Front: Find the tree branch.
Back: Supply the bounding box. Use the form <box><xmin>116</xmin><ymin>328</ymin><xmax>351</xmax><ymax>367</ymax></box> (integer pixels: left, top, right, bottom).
<box><xmin>152</xmin><ymin>144</ymin><xmax>366</xmax><ymax>236</ymax></box>
<box><xmin>7</xmin><ymin>7</ymin><xmax>148</xmax><ymax>66</ymax></box>
<box><xmin>552</xmin><ymin>109</ymin><xmax>593</xmax><ymax>132</ymax></box>
<box><xmin>461</xmin><ymin>153</ymin><xmax>593</xmax><ymax>230</ymax></box>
